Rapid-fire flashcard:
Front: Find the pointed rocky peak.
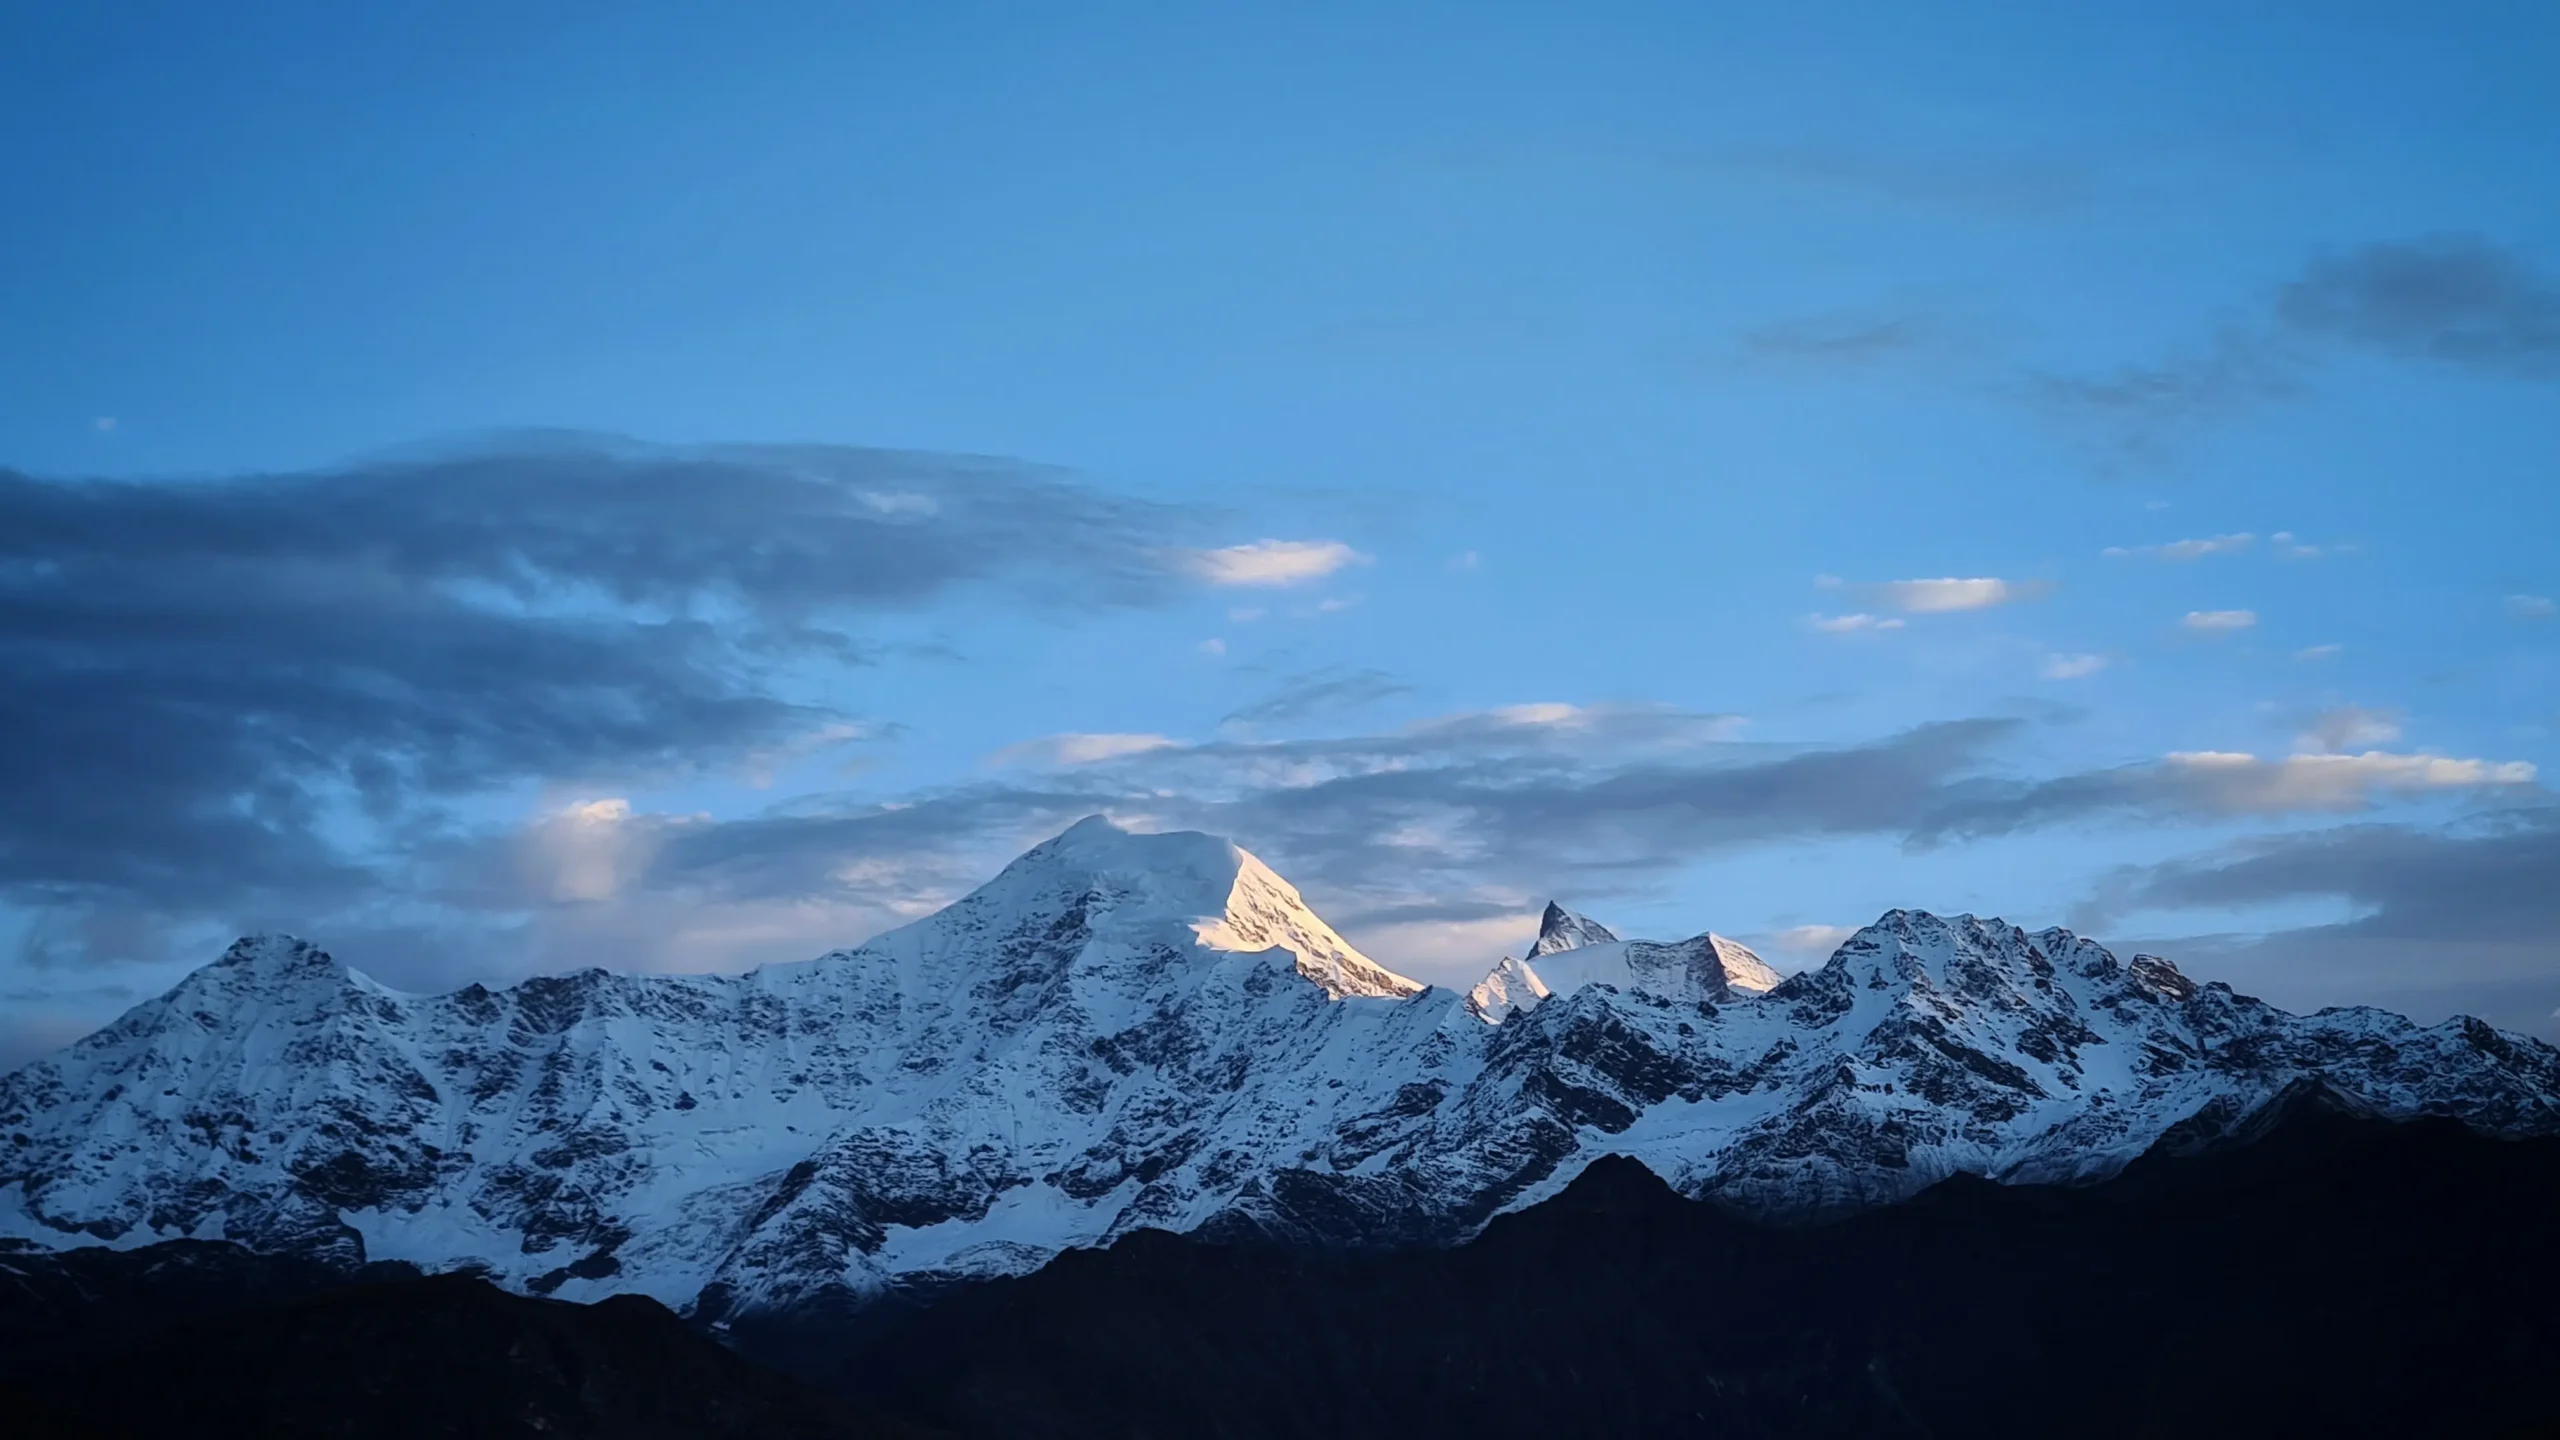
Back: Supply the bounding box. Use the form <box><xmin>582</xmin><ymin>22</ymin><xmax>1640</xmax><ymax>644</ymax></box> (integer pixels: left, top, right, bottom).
<box><xmin>1468</xmin><ymin>919</ymin><xmax>1773</xmax><ymax>1024</ymax></box>
<box><xmin>1823</xmin><ymin>910</ymin><xmax>2047</xmax><ymax>989</ymax></box>
<box><xmin>212</xmin><ymin>934</ymin><xmax>346</xmax><ymax>978</ymax></box>
<box><xmin>1199</xmin><ymin>846</ymin><xmax>1423</xmax><ymax>1000</ymax></box>
<box><xmin>175</xmin><ymin>934</ymin><xmax>366</xmax><ymax>1007</ymax></box>
<box><xmin>1465</xmin><ymin>955</ymin><xmax>1548</xmax><ymax>1023</ymax></box>
<box><xmin>928</xmin><ymin>816</ymin><xmax>1423</xmax><ymax>1000</ymax></box>
<box><xmin>2032</xmin><ymin>925</ymin><xmax>2125</xmax><ymax>983</ymax></box>
<box><xmin>1527</xmin><ymin>903</ymin><xmax>1617</xmax><ymax>959</ymax></box>
<box><xmin>1701</xmin><ymin>934</ymin><xmax>1782</xmax><ymax>994</ymax></box>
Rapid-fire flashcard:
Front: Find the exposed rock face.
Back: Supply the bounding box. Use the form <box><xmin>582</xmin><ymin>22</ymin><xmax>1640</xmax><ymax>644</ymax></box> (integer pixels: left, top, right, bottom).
<box><xmin>5</xmin><ymin>819</ymin><xmax>2556</xmax><ymax>1327</ymax></box>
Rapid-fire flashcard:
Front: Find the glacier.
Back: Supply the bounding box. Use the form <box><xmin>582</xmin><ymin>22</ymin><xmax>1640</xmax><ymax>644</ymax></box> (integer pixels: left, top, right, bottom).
<box><xmin>4</xmin><ymin>814</ymin><xmax>2556</xmax><ymax>1326</ymax></box>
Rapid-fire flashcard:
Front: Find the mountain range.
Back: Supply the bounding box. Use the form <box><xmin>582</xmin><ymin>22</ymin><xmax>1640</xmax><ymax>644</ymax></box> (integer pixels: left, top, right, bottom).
<box><xmin>5</xmin><ymin>815</ymin><xmax>2557</xmax><ymax>1332</ymax></box>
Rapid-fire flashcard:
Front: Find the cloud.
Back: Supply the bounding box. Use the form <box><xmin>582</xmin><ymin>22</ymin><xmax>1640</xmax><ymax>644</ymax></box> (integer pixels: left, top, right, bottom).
<box><xmin>1763</xmin><ymin>923</ymin><xmax>1859</xmax><ymax>958</ymax></box>
<box><xmin>0</xmin><ymin>434</ymin><xmax>1209</xmax><ymax>965</ymax></box>
<box><xmin>623</xmin><ymin>715</ymin><xmax>2015</xmax><ymax>937</ymax></box>
<box><xmin>2269</xmin><ymin>531</ymin><xmax>2345</xmax><ymax>559</ymax></box>
<box><xmin>2295</xmin><ymin>643</ymin><xmax>2343</xmax><ymax>661</ymax></box>
<box><xmin>1742</xmin><ymin>312</ymin><xmax>1934</xmax><ymax>365</ymax></box>
<box><xmin>2031</xmin><ymin>235</ymin><xmax>2559</xmax><ymax>468</ymax></box>
<box><xmin>986</xmin><ymin>733</ymin><xmax>1180</xmax><ymax>768</ymax></box>
<box><xmin>2123</xmin><ymin>811</ymin><xmax>2560</xmax><ymax>935</ymax></box>
<box><xmin>1921</xmin><ymin>747</ymin><xmax>2538</xmax><ymax>841</ymax></box>
<box><xmin>2027</xmin><ymin>328</ymin><xmax>2300</xmax><ymax>466</ymax></box>
<box><xmin>1198</xmin><ymin>637</ymin><xmax>1227</xmax><ymax>657</ymax></box>
<box><xmin>2079</xmin><ymin>808</ymin><xmax>2560</xmax><ymax>1037</ymax></box>
<box><xmin>1177</xmin><ymin>539</ymin><xmax>1368</xmax><ymax>587</ymax></box>
<box><xmin>2041</xmin><ymin>653</ymin><xmax>2108</xmax><ymax>680</ymax></box>
<box><xmin>1871</xmin><ymin>577</ymin><xmax>2044</xmax><ymax>613</ymax></box>
<box><xmin>1808</xmin><ymin>612</ymin><xmax>1905</xmax><ymax>633</ymax></box>
<box><xmin>2104</xmin><ymin>533</ymin><xmax>2255</xmax><ymax>561</ymax></box>
<box><xmin>1445</xmin><ymin>550</ymin><xmax>1481</xmax><ymax>572</ymax></box>
<box><xmin>2510</xmin><ymin>594</ymin><xmax>2557</xmax><ymax>619</ymax></box>
<box><xmin>1350</xmin><ymin>912</ymin><xmax>1542</xmax><ymax>987</ymax></box>
<box><xmin>2299</xmin><ymin>706</ymin><xmax>2402</xmax><ymax>752</ymax></box>
<box><xmin>1224</xmin><ymin>666</ymin><xmax>1414</xmax><ymax>727</ymax></box>
<box><xmin>2277</xmin><ymin>234</ymin><xmax>2560</xmax><ymax>378</ymax></box>
<box><xmin>2181</xmin><ymin>609</ymin><xmax>2258</xmax><ymax>633</ymax></box>
<box><xmin>228</xmin><ymin>707</ymin><xmax>2534</xmax><ymax>1013</ymax></box>
<box><xmin>91</xmin><ymin>417</ymin><xmax>116</xmax><ymax>434</ymax></box>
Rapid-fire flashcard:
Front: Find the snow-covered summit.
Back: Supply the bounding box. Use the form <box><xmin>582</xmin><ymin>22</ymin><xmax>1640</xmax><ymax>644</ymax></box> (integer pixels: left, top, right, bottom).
<box><xmin>1467</xmin><ymin>904</ymin><xmax>1780</xmax><ymax>1022</ymax></box>
<box><xmin>3</xmin><ymin>822</ymin><xmax>2556</xmax><ymax>1327</ymax></box>
<box><xmin>906</xmin><ymin>815</ymin><xmax>1422</xmax><ymax>1001</ymax></box>
<box><xmin>1526</xmin><ymin>902</ymin><xmax>1617</xmax><ymax>958</ymax></box>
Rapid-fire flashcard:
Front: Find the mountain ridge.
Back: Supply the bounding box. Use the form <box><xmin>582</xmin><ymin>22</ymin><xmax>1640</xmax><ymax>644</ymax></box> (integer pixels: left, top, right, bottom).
<box><xmin>4</xmin><ymin>816</ymin><xmax>2556</xmax><ymax>1328</ymax></box>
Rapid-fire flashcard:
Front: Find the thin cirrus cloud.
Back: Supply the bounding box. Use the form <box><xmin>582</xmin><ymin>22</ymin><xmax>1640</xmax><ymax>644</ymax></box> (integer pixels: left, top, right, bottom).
<box><xmin>1808</xmin><ymin>612</ymin><xmax>1905</xmax><ymax>634</ymax></box>
<box><xmin>2182</xmin><ymin>609</ymin><xmax>2258</xmax><ymax>633</ymax></box>
<box><xmin>2041</xmin><ymin>653</ymin><xmax>2108</xmax><ymax>680</ymax></box>
<box><xmin>0</xmin><ymin>433</ymin><xmax>1218</xmax><ymax>969</ymax></box>
<box><xmin>2100</xmin><ymin>529</ymin><xmax>2333</xmax><ymax>564</ymax></box>
<box><xmin>2144</xmin><ymin>748</ymin><xmax>2536</xmax><ymax>808</ymax></box>
<box><xmin>1872</xmin><ymin>577</ymin><xmax>2047</xmax><ymax>612</ymax></box>
<box><xmin>588</xmin><ymin>719</ymin><xmax>2540</xmax><ymax>966</ymax></box>
<box><xmin>2034</xmin><ymin>234</ymin><xmax>2560</xmax><ymax>466</ymax></box>
<box><xmin>985</xmin><ymin>732</ymin><xmax>1181</xmax><ymax>767</ymax></box>
<box><xmin>2299</xmin><ymin>705</ymin><xmax>2403</xmax><ymax>752</ymax></box>
<box><xmin>1176</xmin><ymin>538</ymin><xmax>1369</xmax><ymax>587</ymax></box>
<box><xmin>2270</xmin><ymin>531</ymin><xmax>2344</xmax><ymax>559</ymax></box>
<box><xmin>2069</xmin><ymin>806</ymin><xmax>2560</xmax><ymax>1037</ymax></box>
<box><xmin>1918</xmin><ymin>746</ymin><xmax>2540</xmax><ymax>841</ymax></box>
<box><xmin>155</xmin><ymin>706</ymin><xmax>2525</xmax><ymax>1037</ymax></box>
<box><xmin>2278</xmin><ymin>234</ymin><xmax>2560</xmax><ymax>379</ymax></box>
<box><xmin>1224</xmin><ymin>666</ymin><xmax>1414</xmax><ymax>727</ymax></box>
<box><xmin>1763</xmin><ymin>923</ymin><xmax>1860</xmax><ymax>957</ymax></box>
<box><xmin>2103</xmin><ymin>533</ymin><xmax>2254</xmax><ymax>561</ymax></box>
<box><xmin>2510</xmin><ymin>594</ymin><xmax>2557</xmax><ymax>619</ymax></box>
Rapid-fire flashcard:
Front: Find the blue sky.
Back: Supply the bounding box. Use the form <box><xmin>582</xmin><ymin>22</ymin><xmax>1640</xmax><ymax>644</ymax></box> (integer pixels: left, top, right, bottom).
<box><xmin>3</xmin><ymin>0</ymin><xmax>2557</xmax><ymax>1064</ymax></box>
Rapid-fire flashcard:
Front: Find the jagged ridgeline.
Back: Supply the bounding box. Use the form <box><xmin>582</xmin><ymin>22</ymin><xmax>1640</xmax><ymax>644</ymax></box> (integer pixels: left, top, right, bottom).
<box><xmin>4</xmin><ymin>816</ymin><xmax>2556</xmax><ymax>1330</ymax></box>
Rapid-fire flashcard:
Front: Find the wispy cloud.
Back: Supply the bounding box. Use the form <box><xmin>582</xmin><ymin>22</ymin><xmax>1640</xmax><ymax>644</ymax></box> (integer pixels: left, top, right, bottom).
<box><xmin>2298</xmin><ymin>705</ymin><xmax>2403</xmax><ymax>752</ymax></box>
<box><xmin>1922</xmin><ymin>747</ymin><xmax>2539</xmax><ymax>841</ymax></box>
<box><xmin>2181</xmin><ymin>609</ymin><xmax>2258</xmax><ymax>633</ymax></box>
<box><xmin>2278</xmin><ymin>234</ymin><xmax>2560</xmax><ymax>378</ymax></box>
<box><xmin>1742</xmin><ymin>311</ymin><xmax>1935</xmax><ymax>365</ymax></box>
<box><xmin>2270</xmin><ymin>531</ymin><xmax>2346</xmax><ymax>559</ymax></box>
<box><xmin>2028</xmin><ymin>327</ymin><xmax>2300</xmax><ymax>467</ymax></box>
<box><xmin>0</xmin><ymin>434</ymin><xmax>1211</xmax><ymax>968</ymax></box>
<box><xmin>2041</xmin><ymin>653</ymin><xmax>2108</xmax><ymax>680</ymax></box>
<box><xmin>2509</xmin><ymin>594</ymin><xmax>2557</xmax><ymax>619</ymax></box>
<box><xmin>1866</xmin><ymin>577</ymin><xmax>2049</xmax><ymax>613</ymax></box>
<box><xmin>2295</xmin><ymin>643</ymin><xmax>2343</xmax><ymax>661</ymax></box>
<box><xmin>1224</xmin><ymin>666</ymin><xmax>1413</xmax><ymax>727</ymax></box>
<box><xmin>986</xmin><ymin>733</ymin><xmax>1181</xmax><ymax>768</ymax></box>
<box><xmin>2087</xmin><ymin>807</ymin><xmax>2560</xmax><ymax>950</ymax></box>
<box><xmin>1177</xmin><ymin>539</ymin><xmax>1368</xmax><ymax>587</ymax></box>
<box><xmin>1763</xmin><ymin>923</ymin><xmax>1859</xmax><ymax>958</ymax></box>
<box><xmin>1808</xmin><ymin>612</ymin><xmax>1905</xmax><ymax>634</ymax></box>
<box><xmin>2034</xmin><ymin>234</ymin><xmax>2560</xmax><ymax>467</ymax></box>
<box><xmin>2104</xmin><ymin>533</ymin><xmax>2255</xmax><ymax>561</ymax></box>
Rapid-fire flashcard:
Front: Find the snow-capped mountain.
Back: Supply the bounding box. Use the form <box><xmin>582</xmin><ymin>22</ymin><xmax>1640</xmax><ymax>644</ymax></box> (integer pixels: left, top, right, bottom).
<box><xmin>1467</xmin><ymin>903</ymin><xmax>1781</xmax><ymax>1023</ymax></box>
<box><xmin>1526</xmin><ymin>902</ymin><xmax>1619</xmax><ymax>958</ymax></box>
<box><xmin>5</xmin><ymin>817</ymin><xmax>2557</xmax><ymax>1326</ymax></box>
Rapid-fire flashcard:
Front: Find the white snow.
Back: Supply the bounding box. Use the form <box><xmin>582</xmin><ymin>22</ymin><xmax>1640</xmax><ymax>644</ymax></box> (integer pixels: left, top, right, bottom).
<box><xmin>2</xmin><ymin>818</ymin><xmax>2554</xmax><ymax>1321</ymax></box>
